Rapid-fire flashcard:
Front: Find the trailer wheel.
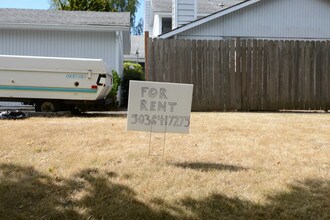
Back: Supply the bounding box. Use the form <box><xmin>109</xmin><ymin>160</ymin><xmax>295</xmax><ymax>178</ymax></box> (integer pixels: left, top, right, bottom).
<box><xmin>35</xmin><ymin>101</ymin><xmax>58</xmax><ymax>112</ymax></box>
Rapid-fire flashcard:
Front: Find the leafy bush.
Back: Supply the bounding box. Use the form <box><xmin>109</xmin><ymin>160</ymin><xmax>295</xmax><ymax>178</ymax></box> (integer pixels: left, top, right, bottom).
<box><xmin>108</xmin><ymin>70</ymin><xmax>121</xmax><ymax>108</ymax></box>
<box><xmin>121</xmin><ymin>62</ymin><xmax>144</xmax><ymax>106</ymax></box>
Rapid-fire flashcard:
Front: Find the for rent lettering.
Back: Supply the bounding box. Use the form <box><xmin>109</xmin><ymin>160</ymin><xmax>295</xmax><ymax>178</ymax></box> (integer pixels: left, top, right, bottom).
<box><xmin>140</xmin><ymin>87</ymin><xmax>177</xmax><ymax>112</ymax></box>
<box><xmin>140</xmin><ymin>100</ymin><xmax>177</xmax><ymax>112</ymax></box>
<box><xmin>141</xmin><ymin>87</ymin><xmax>168</xmax><ymax>99</ymax></box>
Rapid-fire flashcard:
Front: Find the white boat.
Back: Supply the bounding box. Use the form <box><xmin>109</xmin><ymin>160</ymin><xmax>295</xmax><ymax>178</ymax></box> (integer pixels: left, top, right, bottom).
<box><xmin>0</xmin><ymin>55</ymin><xmax>113</xmax><ymax>112</ymax></box>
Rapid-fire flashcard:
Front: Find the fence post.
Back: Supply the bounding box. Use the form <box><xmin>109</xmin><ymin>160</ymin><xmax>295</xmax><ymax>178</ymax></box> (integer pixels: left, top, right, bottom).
<box><xmin>144</xmin><ymin>32</ymin><xmax>149</xmax><ymax>80</ymax></box>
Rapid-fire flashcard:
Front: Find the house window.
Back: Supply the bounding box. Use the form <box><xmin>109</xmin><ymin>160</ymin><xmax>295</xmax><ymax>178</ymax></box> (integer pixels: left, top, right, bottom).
<box><xmin>162</xmin><ymin>17</ymin><xmax>172</xmax><ymax>34</ymax></box>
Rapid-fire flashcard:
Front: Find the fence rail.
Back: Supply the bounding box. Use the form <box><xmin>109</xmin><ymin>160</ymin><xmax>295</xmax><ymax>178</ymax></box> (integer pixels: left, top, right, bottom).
<box><xmin>147</xmin><ymin>38</ymin><xmax>330</xmax><ymax>111</ymax></box>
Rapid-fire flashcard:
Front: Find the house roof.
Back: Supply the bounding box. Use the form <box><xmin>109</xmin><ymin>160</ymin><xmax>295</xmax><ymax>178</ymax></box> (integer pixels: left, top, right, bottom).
<box><xmin>152</xmin><ymin>0</ymin><xmax>171</xmax><ymax>13</ymax></box>
<box><xmin>124</xmin><ymin>35</ymin><xmax>145</xmax><ymax>63</ymax></box>
<box><xmin>152</xmin><ymin>0</ymin><xmax>245</xmax><ymax>14</ymax></box>
<box><xmin>0</xmin><ymin>8</ymin><xmax>130</xmax><ymax>31</ymax></box>
<box><xmin>159</xmin><ymin>0</ymin><xmax>258</xmax><ymax>38</ymax></box>
<box><xmin>199</xmin><ymin>0</ymin><xmax>246</xmax><ymax>14</ymax></box>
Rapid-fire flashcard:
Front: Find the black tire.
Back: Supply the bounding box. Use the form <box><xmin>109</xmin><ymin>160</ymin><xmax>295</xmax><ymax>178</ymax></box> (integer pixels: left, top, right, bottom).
<box><xmin>35</xmin><ymin>101</ymin><xmax>58</xmax><ymax>112</ymax></box>
<box><xmin>70</xmin><ymin>107</ymin><xmax>83</xmax><ymax>115</ymax></box>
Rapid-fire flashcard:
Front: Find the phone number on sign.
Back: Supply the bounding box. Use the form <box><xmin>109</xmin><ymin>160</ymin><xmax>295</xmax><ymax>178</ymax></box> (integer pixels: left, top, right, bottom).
<box><xmin>130</xmin><ymin>114</ymin><xmax>190</xmax><ymax>127</ymax></box>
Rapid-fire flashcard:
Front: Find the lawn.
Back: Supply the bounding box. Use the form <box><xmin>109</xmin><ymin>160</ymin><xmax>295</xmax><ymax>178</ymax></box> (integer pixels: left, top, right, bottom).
<box><xmin>0</xmin><ymin>112</ymin><xmax>329</xmax><ymax>220</ymax></box>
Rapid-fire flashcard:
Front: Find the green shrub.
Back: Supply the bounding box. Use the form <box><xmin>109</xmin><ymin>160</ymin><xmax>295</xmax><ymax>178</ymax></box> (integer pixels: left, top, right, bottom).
<box><xmin>108</xmin><ymin>70</ymin><xmax>121</xmax><ymax>108</ymax></box>
<box><xmin>121</xmin><ymin>62</ymin><xmax>145</xmax><ymax>106</ymax></box>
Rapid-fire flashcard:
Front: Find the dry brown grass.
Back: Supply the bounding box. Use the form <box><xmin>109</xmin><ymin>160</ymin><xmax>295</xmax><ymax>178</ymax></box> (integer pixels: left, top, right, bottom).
<box><xmin>0</xmin><ymin>112</ymin><xmax>329</xmax><ymax>220</ymax></box>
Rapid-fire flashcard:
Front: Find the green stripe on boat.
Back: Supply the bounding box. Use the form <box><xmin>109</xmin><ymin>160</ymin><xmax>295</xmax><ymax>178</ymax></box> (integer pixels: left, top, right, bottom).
<box><xmin>0</xmin><ymin>85</ymin><xmax>97</xmax><ymax>93</ymax></box>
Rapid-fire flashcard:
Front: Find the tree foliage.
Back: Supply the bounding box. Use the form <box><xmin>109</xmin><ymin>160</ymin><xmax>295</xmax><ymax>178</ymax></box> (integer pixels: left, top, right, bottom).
<box><xmin>121</xmin><ymin>62</ymin><xmax>144</xmax><ymax>106</ymax></box>
<box><xmin>50</xmin><ymin>0</ymin><xmax>140</xmax><ymax>28</ymax></box>
<box><xmin>133</xmin><ymin>18</ymin><xmax>143</xmax><ymax>35</ymax></box>
<box><xmin>107</xmin><ymin>69</ymin><xmax>121</xmax><ymax>108</ymax></box>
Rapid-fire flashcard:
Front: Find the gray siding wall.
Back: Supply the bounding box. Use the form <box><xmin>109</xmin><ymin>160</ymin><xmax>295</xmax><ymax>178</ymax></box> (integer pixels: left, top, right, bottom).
<box><xmin>172</xmin><ymin>0</ymin><xmax>197</xmax><ymax>29</ymax></box>
<box><xmin>116</xmin><ymin>31</ymin><xmax>124</xmax><ymax>103</ymax></box>
<box><xmin>172</xmin><ymin>0</ymin><xmax>176</xmax><ymax>29</ymax></box>
<box><xmin>144</xmin><ymin>0</ymin><xmax>151</xmax><ymax>32</ymax></box>
<box><xmin>178</xmin><ymin>0</ymin><xmax>330</xmax><ymax>40</ymax></box>
<box><xmin>0</xmin><ymin>29</ymin><xmax>119</xmax><ymax>72</ymax></box>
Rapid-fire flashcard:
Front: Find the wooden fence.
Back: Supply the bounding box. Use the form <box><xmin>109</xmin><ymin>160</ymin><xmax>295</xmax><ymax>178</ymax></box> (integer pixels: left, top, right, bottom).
<box><xmin>147</xmin><ymin>38</ymin><xmax>330</xmax><ymax>111</ymax></box>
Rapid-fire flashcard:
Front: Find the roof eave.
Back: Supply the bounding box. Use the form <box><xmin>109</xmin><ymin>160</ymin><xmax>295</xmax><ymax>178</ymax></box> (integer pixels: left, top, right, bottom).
<box><xmin>0</xmin><ymin>23</ymin><xmax>130</xmax><ymax>32</ymax></box>
<box><xmin>159</xmin><ymin>0</ymin><xmax>260</xmax><ymax>39</ymax></box>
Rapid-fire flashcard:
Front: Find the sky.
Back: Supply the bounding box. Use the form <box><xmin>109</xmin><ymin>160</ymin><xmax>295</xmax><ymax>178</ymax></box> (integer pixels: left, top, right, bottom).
<box><xmin>0</xmin><ymin>0</ymin><xmax>144</xmax><ymax>26</ymax></box>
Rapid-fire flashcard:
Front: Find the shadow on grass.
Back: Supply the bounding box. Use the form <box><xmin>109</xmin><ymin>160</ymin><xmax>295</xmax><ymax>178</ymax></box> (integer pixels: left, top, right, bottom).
<box><xmin>177</xmin><ymin>178</ymin><xmax>329</xmax><ymax>219</ymax></box>
<box><xmin>0</xmin><ymin>163</ymin><xmax>328</xmax><ymax>220</ymax></box>
<box><xmin>171</xmin><ymin>162</ymin><xmax>247</xmax><ymax>172</ymax></box>
<box><xmin>0</xmin><ymin>164</ymin><xmax>172</xmax><ymax>220</ymax></box>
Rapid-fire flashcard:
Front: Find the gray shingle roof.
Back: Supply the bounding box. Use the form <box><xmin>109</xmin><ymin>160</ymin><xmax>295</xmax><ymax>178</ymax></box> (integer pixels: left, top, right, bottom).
<box><xmin>200</xmin><ymin>0</ymin><xmax>246</xmax><ymax>14</ymax></box>
<box><xmin>0</xmin><ymin>8</ymin><xmax>130</xmax><ymax>27</ymax></box>
<box><xmin>152</xmin><ymin>0</ymin><xmax>171</xmax><ymax>13</ymax></box>
<box><xmin>152</xmin><ymin>0</ymin><xmax>245</xmax><ymax>14</ymax></box>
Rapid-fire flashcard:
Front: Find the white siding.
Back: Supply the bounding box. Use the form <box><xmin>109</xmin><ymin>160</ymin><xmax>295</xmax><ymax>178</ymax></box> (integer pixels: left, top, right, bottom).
<box><xmin>144</xmin><ymin>0</ymin><xmax>151</xmax><ymax>32</ymax></box>
<box><xmin>172</xmin><ymin>0</ymin><xmax>177</xmax><ymax>29</ymax></box>
<box><xmin>0</xmin><ymin>29</ymin><xmax>120</xmax><ymax>73</ymax></box>
<box><xmin>116</xmin><ymin>31</ymin><xmax>124</xmax><ymax>104</ymax></box>
<box><xmin>177</xmin><ymin>0</ymin><xmax>330</xmax><ymax>40</ymax></box>
<box><xmin>153</xmin><ymin>14</ymin><xmax>162</xmax><ymax>37</ymax></box>
<box><xmin>172</xmin><ymin>0</ymin><xmax>197</xmax><ymax>29</ymax></box>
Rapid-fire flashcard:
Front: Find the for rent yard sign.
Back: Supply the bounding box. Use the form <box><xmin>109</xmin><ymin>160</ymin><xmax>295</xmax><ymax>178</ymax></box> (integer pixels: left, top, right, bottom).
<box><xmin>127</xmin><ymin>81</ymin><xmax>193</xmax><ymax>133</ymax></box>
